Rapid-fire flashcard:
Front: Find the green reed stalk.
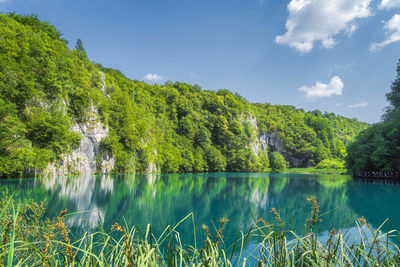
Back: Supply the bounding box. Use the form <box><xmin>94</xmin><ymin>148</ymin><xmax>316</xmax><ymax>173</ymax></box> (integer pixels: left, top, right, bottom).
<box><xmin>1</xmin><ymin>193</ymin><xmax>400</xmax><ymax>266</ymax></box>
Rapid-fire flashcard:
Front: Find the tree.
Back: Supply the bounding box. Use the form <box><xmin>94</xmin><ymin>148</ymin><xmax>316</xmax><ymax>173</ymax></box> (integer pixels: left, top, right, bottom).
<box><xmin>315</xmin><ymin>159</ymin><xmax>345</xmax><ymax>169</ymax></box>
<box><xmin>177</xmin><ymin>116</ymin><xmax>195</xmax><ymax>139</ymax></box>
<box><xmin>346</xmin><ymin>58</ymin><xmax>400</xmax><ymax>174</ymax></box>
<box><xmin>75</xmin><ymin>38</ymin><xmax>87</xmax><ymax>57</ymax></box>
<box><xmin>0</xmin><ymin>14</ymin><xmax>369</xmax><ymax>177</ymax></box>
<box><xmin>258</xmin><ymin>151</ymin><xmax>270</xmax><ymax>172</ymax></box>
<box><xmin>193</xmin><ymin>148</ymin><xmax>206</xmax><ymax>172</ymax></box>
<box><xmin>269</xmin><ymin>152</ymin><xmax>288</xmax><ymax>172</ymax></box>
<box><xmin>204</xmin><ymin>146</ymin><xmax>227</xmax><ymax>172</ymax></box>
<box><xmin>194</xmin><ymin>126</ymin><xmax>211</xmax><ymax>149</ymax></box>
<box><xmin>387</xmin><ymin>60</ymin><xmax>400</xmax><ymax>110</ymax></box>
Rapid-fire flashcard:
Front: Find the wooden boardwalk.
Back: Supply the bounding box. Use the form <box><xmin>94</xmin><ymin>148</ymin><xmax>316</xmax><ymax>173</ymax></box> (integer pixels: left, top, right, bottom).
<box><xmin>353</xmin><ymin>171</ymin><xmax>400</xmax><ymax>184</ymax></box>
<box><xmin>355</xmin><ymin>171</ymin><xmax>399</xmax><ymax>178</ymax></box>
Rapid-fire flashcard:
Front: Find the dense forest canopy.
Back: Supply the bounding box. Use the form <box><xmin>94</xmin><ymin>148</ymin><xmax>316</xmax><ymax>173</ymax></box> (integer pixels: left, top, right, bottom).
<box><xmin>346</xmin><ymin>60</ymin><xmax>400</xmax><ymax>174</ymax></box>
<box><xmin>0</xmin><ymin>14</ymin><xmax>369</xmax><ymax>177</ymax></box>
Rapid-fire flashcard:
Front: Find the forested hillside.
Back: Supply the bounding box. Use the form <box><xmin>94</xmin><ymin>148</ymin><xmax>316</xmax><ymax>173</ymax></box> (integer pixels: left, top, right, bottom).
<box><xmin>346</xmin><ymin>60</ymin><xmax>400</xmax><ymax>174</ymax></box>
<box><xmin>0</xmin><ymin>14</ymin><xmax>369</xmax><ymax>177</ymax></box>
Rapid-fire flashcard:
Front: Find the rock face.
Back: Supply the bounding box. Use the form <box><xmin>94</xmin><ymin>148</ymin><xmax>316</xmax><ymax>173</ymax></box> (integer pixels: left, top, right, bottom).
<box><xmin>43</xmin><ymin>110</ymin><xmax>303</xmax><ymax>176</ymax></box>
<box><xmin>144</xmin><ymin>159</ymin><xmax>158</xmax><ymax>174</ymax></box>
<box><xmin>248</xmin><ymin>117</ymin><xmax>303</xmax><ymax>168</ymax></box>
<box><xmin>44</xmin><ymin>105</ymin><xmax>115</xmax><ymax>176</ymax></box>
<box><xmin>252</xmin><ymin>132</ymin><xmax>283</xmax><ymax>155</ymax></box>
<box><xmin>254</xmin><ymin>132</ymin><xmax>303</xmax><ymax>167</ymax></box>
<box><xmin>43</xmin><ymin>72</ymin><xmax>115</xmax><ymax>176</ymax></box>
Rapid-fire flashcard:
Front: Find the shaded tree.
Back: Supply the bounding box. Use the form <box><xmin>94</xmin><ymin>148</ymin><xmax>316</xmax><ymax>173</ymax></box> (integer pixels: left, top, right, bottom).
<box><xmin>347</xmin><ymin>58</ymin><xmax>400</xmax><ymax>174</ymax></box>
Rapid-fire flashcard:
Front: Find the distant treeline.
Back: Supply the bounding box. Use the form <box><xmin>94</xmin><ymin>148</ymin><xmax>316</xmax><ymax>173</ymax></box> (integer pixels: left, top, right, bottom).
<box><xmin>0</xmin><ymin>14</ymin><xmax>368</xmax><ymax>177</ymax></box>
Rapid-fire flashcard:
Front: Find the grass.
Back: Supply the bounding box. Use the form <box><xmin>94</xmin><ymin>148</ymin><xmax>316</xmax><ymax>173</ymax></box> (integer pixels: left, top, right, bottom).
<box><xmin>0</xmin><ymin>191</ymin><xmax>399</xmax><ymax>266</ymax></box>
<box><xmin>282</xmin><ymin>168</ymin><xmax>348</xmax><ymax>175</ymax></box>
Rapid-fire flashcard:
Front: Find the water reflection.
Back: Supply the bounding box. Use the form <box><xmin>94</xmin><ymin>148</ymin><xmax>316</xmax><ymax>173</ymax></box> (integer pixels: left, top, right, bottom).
<box><xmin>1</xmin><ymin>173</ymin><xmax>400</xmax><ymax>246</ymax></box>
<box><xmin>41</xmin><ymin>175</ymin><xmax>114</xmax><ymax>230</ymax></box>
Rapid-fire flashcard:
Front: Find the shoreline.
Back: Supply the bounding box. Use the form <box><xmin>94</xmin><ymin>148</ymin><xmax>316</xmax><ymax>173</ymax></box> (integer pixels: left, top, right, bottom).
<box><xmin>280</xmin><ymin>168</ymin><xmax>348</xmax><ymax>175</ymax></box>
<box><xmin>0</xmin><ymin>169</ymin><xmax>350</xmax><ymax>180</ymax></box>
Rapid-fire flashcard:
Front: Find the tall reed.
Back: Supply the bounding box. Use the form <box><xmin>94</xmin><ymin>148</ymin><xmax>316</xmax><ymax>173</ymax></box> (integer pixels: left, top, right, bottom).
<box><xmin>0</xmin><ymin>191</ymin><xmax>399</xmax><ymax>266</ymax></box>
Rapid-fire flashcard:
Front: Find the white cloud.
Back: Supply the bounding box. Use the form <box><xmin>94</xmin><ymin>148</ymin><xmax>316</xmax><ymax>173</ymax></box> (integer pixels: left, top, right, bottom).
<box><xmin>299</xmin><ymin>76</ymin><xmax>344</xmax><ymax>99</ymax></box>
<box><xmin>379</xmin><ymin>0</ymin><xmax>400</xmax><ymax>9</ymax></box>
<box><xmin>348</xmin><ymin>100</ymin><xmax>368</xmax><ymax>108</ymax></box>
<box><xmin>143</xmin><ymin>73</ymin><xmax>163</xmax><ymax>82</ymax></box>
<box><xmin>275</xmin><ymin>0</ymin><xmax>372</xmax><ymax>53</ymax></box>
<box><xmin>370</xmin><ymin>14</ymin><xmax>400</xmax><ymax>51</ymax></box>
<box><xmin>345</xmin><ymin>24</ymin><xmax>358</xmax><ymax>36</ymax></box>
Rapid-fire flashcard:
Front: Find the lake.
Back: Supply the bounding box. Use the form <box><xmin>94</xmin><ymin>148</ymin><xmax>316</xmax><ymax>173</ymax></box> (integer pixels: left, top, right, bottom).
<box><xmin>1</xmin><ymin>173</ymin><xmax>399</xmax><ymax>252</ymax></box>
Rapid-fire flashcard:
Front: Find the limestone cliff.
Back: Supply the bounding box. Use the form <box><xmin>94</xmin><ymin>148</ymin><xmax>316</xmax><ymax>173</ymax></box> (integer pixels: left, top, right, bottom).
<box><xmin>248</xmin><ymin>116</ymin><xmax>303</xmax><ymax>168</ymax></box>
<box><xmin>43</xmin><ymin>105</ymin><xmax>115</xmax><ymax>176</ymax></box>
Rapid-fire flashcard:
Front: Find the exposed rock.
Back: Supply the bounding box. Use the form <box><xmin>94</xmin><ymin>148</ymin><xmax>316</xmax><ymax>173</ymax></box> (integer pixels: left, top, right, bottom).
<box><xmin>144</xmin><ymin>161</ymin><xmax>158</xmax><ymax>174</ymax></box>
<box><xmin>254</xmin><ymin>132</ymin><xmax>303</xmax><ymax>167</ymax></box>
<box><xmin>248</xmin><ymin>116</ymin><xmax>258</xmax><ymax>129</ymax></box>
<box><xmin>99</xmin><ymin>71</ymin><xmax>110</xmax><ymax>97</ymax></box>
<box><xmin>43</xmin><ymin>105</ymin><xmax>115</xmax><ymax>176</ymax></box>
<box><xmin>248</xmin><ymin>117</ymin><xmax>304</xmax><ymax>168</ymax></box>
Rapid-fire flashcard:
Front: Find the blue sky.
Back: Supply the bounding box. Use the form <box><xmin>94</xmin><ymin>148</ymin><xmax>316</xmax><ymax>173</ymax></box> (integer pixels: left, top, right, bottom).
<box><xmin>2</xmin><ymin>0</ymin><xmax>400</xmax><ymax>123</ymax></box>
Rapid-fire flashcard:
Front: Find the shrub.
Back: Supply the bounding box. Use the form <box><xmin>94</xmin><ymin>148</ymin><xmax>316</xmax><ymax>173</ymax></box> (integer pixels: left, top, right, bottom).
<box><xmin>315</xmin><ymin>159</ymin><xmax>345</xmax><ymax>169</ymax></box>
<box><xmin>269</xmin><ymin>151</ymin><xmax>288</xmax><ymax>172</ymax></box>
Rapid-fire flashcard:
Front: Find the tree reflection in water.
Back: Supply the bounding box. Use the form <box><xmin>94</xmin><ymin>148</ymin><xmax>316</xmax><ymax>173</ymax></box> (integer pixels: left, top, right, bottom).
<box><xmin>1</xmin><ymin>173</ymin><xmax>399</xmax><ymax>246</ymax></box>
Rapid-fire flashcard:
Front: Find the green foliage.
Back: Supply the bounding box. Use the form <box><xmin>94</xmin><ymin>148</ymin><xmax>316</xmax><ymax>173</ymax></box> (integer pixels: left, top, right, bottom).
<box><xmin>253</xmin><ymin>104</ymin><xmax>367</xmax><ymax>168</ymax></box>
<box><xmin>177</xmin><ymin>116</ymin><xmax>195</xmax><ymax>139</ymax></box>
<box><xmin>0</xmin><ymin>193</ymin><xmax>398</xmax><ymax>266</ymax></box>
<box><xmin>347</xmin><ymin>59</ymin><xmax>400</xmax><ymax>174</ymax></box>
<box><xmin>315</xmin><ymin>159</ymin><xmax>345</xmax><ymax>169</ymax></box>
<box><xmin>0</xmin><ymin>14</ymin><xmax>368</xmax><ymax>177</ymax></box>
<box><xmin>204</xmin><ymin>146</ymin><xmax>227</xmax><ymax>172</ymax></box>
<box><xmin>192</xmin><ymin>148</ymin><xmax>206</xmax><ymax>172</ymax></box>
<box><xmin>74</xmin><ymin>38</ymin><xmax>87</xmax><ymax>59</ymax></box>
<box><xmin>26</xmin><ymin>108</ymin><xmax>81</xmax><ymax>154</ymax></box>
<box><xmin>269</xmin><ymin>152</ymin><xmax>288</xmax><ymax>172</ymax></box>
<box><xmin>194</xmin><ymin>126</ymin><xmax>211</xmax><ymax>149</ymax></box>
<box><xmin>385</xmin><ymin>60</ymin><xmax>400</xmax><ymax>115</ymax></box>
<box><xmin>258</xmin><ymin>150</ymin><xmax>270</xmax><ymax>171</ymax></box>
<box><xmin>7</xmin><ymin>13</ymin><xmax>63</xmax><ymax>40</ymax></box>
<box><xmin>0</xmin><ymin>14</ymin><xmax>99</xmax><ymax>177</ymax></box>
<box><xmin>347</xmin><ymin>119</ymin><xmax>400</xmax><ymax>173</ymax></box>
<box><xmin>284</xmin><ymin>168</ymin><xmax>347</xmax><ymax>174</ymax></box>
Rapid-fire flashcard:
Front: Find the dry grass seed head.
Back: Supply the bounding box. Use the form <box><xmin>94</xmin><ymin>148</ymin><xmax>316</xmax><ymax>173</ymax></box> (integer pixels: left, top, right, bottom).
<box><xmin>55</xmin><ymin>209</ymin><xmax>76</xmax><ymax>265</ymax></box>
<box><xmin>270</xmin><ymin>208</ymin><xmax>283</xmax><ymax>226</ymax></box>
<box><xmin>111</xmin><ymin>222</ymin><xmax>124</xmax><ymax>233</ymax></box>
<box><xmin>214</xmin><ymin>218</ymin><xmax>229</xmax><ymax>245</ymax></box>
<box><xmin>306</xmin><ymin>196</ymin><xmax>322</xmax><ymax>231</ymax></box>
<box><xmin>359</xmin><ymin>216</ymin><xmax>373</xmax><ymax>232</ymax></box>
<box><xmin>258</xmin><ymin>218</ymin><xmax>272</xmax><ymax>232</ymax></box>
<box><xmin>202</xmin><ymin>224</ymin><xmax>210</xmax><ymax>238</ymax></box>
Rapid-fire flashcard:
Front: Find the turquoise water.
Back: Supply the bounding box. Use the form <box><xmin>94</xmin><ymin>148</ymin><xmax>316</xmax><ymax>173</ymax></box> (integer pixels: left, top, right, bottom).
<box><xmin>1</xmin><ymin>173</ymin><xmax>399</xmax><ymax>248</ymax></box>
